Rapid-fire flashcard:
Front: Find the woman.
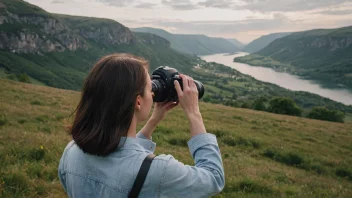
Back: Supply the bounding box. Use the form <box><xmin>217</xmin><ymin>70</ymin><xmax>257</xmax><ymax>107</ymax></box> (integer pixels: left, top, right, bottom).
<box><xmin>58</xmin><ymin>53</ymin><xmax>225</xmax><ymax>197</ymax></box>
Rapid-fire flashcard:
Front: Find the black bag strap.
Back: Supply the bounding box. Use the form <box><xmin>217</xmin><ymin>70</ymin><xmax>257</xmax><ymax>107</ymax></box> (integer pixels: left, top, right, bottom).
<box><xmin>128</xmin><ymin>154</ymin><xmax>156</xmax><ymax>198</ymax></box>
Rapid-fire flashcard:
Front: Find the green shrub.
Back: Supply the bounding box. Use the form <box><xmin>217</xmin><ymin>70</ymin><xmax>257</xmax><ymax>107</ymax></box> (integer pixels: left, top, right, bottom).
<box><xmin>0</xmin><ymin>115</ymin><xmax>8</xmax><ymax>126</ymax></box>
<box><xmin>308</xmin><ymin>107</ymin><xmax>345</xmax><ymax>123</ymax></box>
<box><xmin>154</xmin><ymin>126</ymin><xmax>174</xmax><ymax>134</ymax></box>
<box><xmin>41</xmin><ymin>127</ymin><xmax>51</xmax><ymax>134</ymax></box>
<box><xmin>26</xmin><ymin>163</ymin><xmax>43</xmax><ymax>178</ymax></box>
<box><xmin>252</xmin><ymin>97</ymin><xmax>268</xmax><ymax>111</ymax></box>
<box><xmin>211</xmin><ymin>129</ymin><xmax>227</xmax><ymax>138</ymax></box>
<box><xmin>35</xmin><ymin>115</ymin><xmax>49</xmax><ymax>123</ymax></box>
<box><xmin>1</xmin><ymin>172</ymin><xmax>30</xmax><ymax>195</ymax></box>
<box><xmin>237</xmin><ymin>178</ymin><xmax>274</xmax><ymax>195</ymax></box>
<box><xmin>222</xmin><ymin>136</ymin><xmax>260</xmax><ymax>148</ymax></box>
<box><xmin>17</xmin><ymin>73</ymin><xmax>31</xmax><ymax>83</ymax></box>
<box><xmin>30</xmin><ymin>100</ymin><xmax>43</xmax><ymax>105</ymax></box>
<box><xmin>336</xmin><ymin>168</ymin><xmax>352</xmax><ymax>181</ymax></box>
<box><xmin>168</xmin><ymin>137</ymin><xmax>188</xmax><ymax>147</ymax></box>
<box><xmin>263</xmin><ymin>149</ymin><xmax>304</xmax><ymax>166</ymax></box>
<box><xmin>17</xmin><ymin>119</ymin><xmax>27</xmax><ymax>124</ymax></box>
<box><xmin>268</xmin><ymin>97</ymin><xmax>302</xmax><ymax>116</ymax></box>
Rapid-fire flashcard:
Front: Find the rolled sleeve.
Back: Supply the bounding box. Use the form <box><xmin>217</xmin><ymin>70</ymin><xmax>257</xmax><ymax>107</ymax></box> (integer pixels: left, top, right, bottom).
<box><xmin>159</xmin><ymin>132</ymin><xmax>225</xmax><ymax>197</ymax></box>
<box><xmin>136</xmin><ymin>131</ymin><xmax>152</xmax><ymax>141</ymax></box>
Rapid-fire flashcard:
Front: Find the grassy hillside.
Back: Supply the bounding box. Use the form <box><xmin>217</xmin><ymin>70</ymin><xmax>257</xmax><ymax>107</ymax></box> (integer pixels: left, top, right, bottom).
<box><xmin>242</xmin><ymin>32</ymin><xmax>291</xmax><ymax>53</ymax></box>
<box><xmin>236</xmin><ymin>26</ymin><xmax>352</xmax><ymax>90</ymax></box>
<box><xmin>132</xmin><ymin>27</ymin><xmax>240</xmax><ymax>55</ymax></box>
<box><xmin>1</xmin><ymin>79</ymin><xmax>352</xmax><ymax>197</ymax></box>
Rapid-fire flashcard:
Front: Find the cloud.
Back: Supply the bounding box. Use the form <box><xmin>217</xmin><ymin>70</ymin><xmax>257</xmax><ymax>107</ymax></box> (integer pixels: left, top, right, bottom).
<box><xmin>51</xmin><ymin>0</ymin><xmax>73</xmax><ymax>4</ymax></box>
<box><xmin>96</xmin><ymin>0</ymin><xmax>135</xmax><ymax>7</ymax></box>
<box><xmin>197</xmin><ymin>0</ymin><xmax>238</xmax><ymax>9</ymax></box>
<box><xmin>161</xmin><ymin>0</ymin><xmax>199</xmax><ymax>10</ymax></box>
<box><xmin>240</xmin><ymin>0</ymin><xmax>350</xmax><ymax>12</ymax></box>
<box><xmin>134</xmin><ymin>2</ymin><xmax>156</xmax><ymax>9</ymax></box>
<box><xmin>162</xmin><ymin>0</ymin><xmax>351</xmax><ymax>12</ymax></box>
<box><xmin>316</xmin><ymin>9</ymin><xmax>352</xmax><ymax>15</ymax></box>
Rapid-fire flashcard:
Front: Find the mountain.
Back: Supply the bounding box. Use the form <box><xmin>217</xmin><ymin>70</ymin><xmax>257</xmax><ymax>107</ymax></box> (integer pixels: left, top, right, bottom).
<box><xmin>242</xmin><ymin>32</ymin><xmax>291</xmax><ymax>53</ymax></box>
<box><xmin>227</xmin><ymin>38</ymin><xmax>244</xmax><ymax>49</ymax></box>
<box><xmin>236</xmin><ymin>26</ymin><xmax>352</xmax><ymax>90</ymax></box>
<box><xmin>1</xmin><ymin>0</ymin><xmax>351</xmax><ymax>115</ymax></box>
<box><xmin>0</xmin><ymin>0</ymin><xmax>197</xmax><ymax>90</ymax></box>
<box><xmin>132</xmin><ymin>27</ymin><xmax>240</xmax><ymax>55</ymax></box>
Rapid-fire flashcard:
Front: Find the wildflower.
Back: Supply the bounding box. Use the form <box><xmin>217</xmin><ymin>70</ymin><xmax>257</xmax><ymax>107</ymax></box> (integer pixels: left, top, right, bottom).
<box><xmin>40</xmin><ymin>145</ymin><xmax>44</xmax><ymax>150</ymax></box>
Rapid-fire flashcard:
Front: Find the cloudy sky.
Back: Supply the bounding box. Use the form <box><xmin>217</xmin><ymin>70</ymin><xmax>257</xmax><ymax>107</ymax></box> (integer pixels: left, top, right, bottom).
<box><xmin>25</xmin><ymin>0</ymin><xmax>352</xmax><ymax>43</ymax></box>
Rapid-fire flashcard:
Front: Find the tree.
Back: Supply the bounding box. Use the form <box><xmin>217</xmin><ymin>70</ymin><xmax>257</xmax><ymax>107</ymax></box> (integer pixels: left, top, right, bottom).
<box><xmin>17</xmin><ymin>73</ymin><xmax>31</xmax><ymax>83</ymax></box>
<box><xmin>268</xmin><ymin>97</ymin><xmax>302</xmax><ymax>116</ymax></box>
<box><xmin>307</xmin><ymin>107</ymin><xmax>345</xmax><ymax>123</ymax></box>
<box><xmin>252</xmin><ymin>97</ymin><xmax>268</xmax><ymax>111</ymax></box>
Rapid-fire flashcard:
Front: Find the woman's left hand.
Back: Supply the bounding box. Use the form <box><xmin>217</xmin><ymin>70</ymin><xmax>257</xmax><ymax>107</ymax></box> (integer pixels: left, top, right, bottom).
<box><xmin>150</xmin><ymin>102</ymin><xmax>178</xmax><ymax>123</ymax></box>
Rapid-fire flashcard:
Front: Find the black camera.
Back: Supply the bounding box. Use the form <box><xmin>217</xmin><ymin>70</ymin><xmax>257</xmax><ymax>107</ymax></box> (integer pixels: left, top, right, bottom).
<box><xmin>151</xmin><ymin>66</ymin><xmax>205</xmax><ymax>102</ymax></box>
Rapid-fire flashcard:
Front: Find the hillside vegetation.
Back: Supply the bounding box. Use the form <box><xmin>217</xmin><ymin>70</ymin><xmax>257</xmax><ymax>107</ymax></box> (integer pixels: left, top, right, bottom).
<box><xmin>1</xmin><ymin>79</ymin><xmax>352</xmax><ymax>197</ymax></box>
<box><xmin>242</xmin><ymin>32</ymin><xmax>291</xmax><ymax>53</ymax></box>
<box><xmin>236</xmin><ymin>26</ymin><xmax>352</xmax><ymax>90</ymax></box>
<box><xmin>132</xmin><ymin>27</ymin><xmax>240</xmax><ymax>55</ymax></box>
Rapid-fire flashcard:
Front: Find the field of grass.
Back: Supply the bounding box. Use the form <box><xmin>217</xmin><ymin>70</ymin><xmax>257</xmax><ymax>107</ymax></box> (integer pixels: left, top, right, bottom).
<box><xmin>1</xmin><ymin>79</ymin><xmax>352</xmax><ymax>197</ymax></box>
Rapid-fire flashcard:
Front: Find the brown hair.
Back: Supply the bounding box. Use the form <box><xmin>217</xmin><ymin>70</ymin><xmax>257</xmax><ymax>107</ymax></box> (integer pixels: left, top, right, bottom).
<box><xmin>70</xmin><ymin>53</ymin><xmax>149</xmax><ymax>156</ymax></box>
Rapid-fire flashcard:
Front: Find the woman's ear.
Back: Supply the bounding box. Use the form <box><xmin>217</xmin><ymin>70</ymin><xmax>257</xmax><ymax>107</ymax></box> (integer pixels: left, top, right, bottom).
<box><xmin>135</xmin><ymin>95</ymin><xmax>142</xmax><ymax>111</ymax></box>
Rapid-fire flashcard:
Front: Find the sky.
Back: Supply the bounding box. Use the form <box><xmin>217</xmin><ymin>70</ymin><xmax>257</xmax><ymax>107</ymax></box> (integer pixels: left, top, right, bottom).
<box><xmin>25</xmin><ymin>0</ymin><xmax>352</xmax><ymax>43</ymax></box>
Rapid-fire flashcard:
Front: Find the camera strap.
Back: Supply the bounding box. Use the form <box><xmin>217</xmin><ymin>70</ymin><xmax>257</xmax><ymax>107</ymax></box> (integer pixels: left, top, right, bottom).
<box><xmin>128</xmin><ymin>153</ymin><xmax>156</xmax><ymax>198</ymax></box>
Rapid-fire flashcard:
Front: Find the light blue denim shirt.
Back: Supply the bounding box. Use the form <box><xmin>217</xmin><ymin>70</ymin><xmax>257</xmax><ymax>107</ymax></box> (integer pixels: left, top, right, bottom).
<box><xmin>58</xmin><ymin>132</ymin><xmax>225</xmax><ymax>198</ymax></box>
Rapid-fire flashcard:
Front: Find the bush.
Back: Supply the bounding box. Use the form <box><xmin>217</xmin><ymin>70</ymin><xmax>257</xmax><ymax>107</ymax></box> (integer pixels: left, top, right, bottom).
<box><xmin>17</xmin><ymin>73</ymin><xmax>31</xmax><ymax>83</ymax></box>
<box><xmin>168</xmin><ymin>137</ymin><xmax>188</xmax><ymax>147</ymax></box>
<box><xmin>307</xmin><ymin>107</ymin><xmax>345</xmax><ymax>123</ymax></box>
<box><xmin>268</xmin><ymin>97</ymin><xmax>302</xmax><ymax>116</ymax></box>
<box><xmin>0</xmin><ymin>115</ymin><xmax>8</xmax><ymax>126</ymax></box>
<box><xmin>252</xmin><ymin>97</ymin><xmax>268</xmax><ymax>111</ymax></box>
<box><xmin>336</xmin><ymin>168</ymin><xmax>352</xmax><ymax>181</ymax></box>
<box><xmin>263</xmin><ymin>149</ymin><xmax>304</xmax><ymax>166</ymax></box>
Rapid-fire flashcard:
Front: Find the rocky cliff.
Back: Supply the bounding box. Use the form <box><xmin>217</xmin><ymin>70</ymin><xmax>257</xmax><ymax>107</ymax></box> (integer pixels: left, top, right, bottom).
<box><xmin>0</xmin><ymin>0</ymin><xmax>138</xmax><ymax>54</ymax></box>
<box><xmin>0</xmin><ymin>8</ymin><xmax>87</xmax><ymax>53</ymax></box>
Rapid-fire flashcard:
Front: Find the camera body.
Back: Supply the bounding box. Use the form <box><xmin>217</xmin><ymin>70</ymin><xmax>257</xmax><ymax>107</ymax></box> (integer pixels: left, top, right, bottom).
<box><xmin>151</xmin><ymin>66</ymin><xmax>205</xmax><ymax>102</ymax></box>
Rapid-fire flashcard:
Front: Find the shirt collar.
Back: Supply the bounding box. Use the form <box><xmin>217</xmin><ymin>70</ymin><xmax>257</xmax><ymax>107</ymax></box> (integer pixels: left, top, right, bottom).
<box><xmin>117</xmin><ymin>136</ymin><xmax>156</xmax><ymax>154</ymax></box>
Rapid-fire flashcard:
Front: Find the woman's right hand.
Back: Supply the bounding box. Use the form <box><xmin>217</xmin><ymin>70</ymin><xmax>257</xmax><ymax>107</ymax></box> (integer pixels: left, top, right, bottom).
<box><xmin>174</xmin><ymin>74</ymin><xmax>200</xmax><ymax>119</ymax></box>
<box><xmin>174</xmin><ymin>74</ymin><xmax>206</xmax><ymax>136</ymax></box>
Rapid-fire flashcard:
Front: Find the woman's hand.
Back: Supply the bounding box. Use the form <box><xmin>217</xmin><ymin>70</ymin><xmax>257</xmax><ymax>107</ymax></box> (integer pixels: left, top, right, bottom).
<box><xmin>150</xmin><ymin>102</ymin><xmax>178</xmax><ymax>123</ymax></box>
<box><xmin>139</xmin><ymin>102</ymin><xmax>178</xmax><ymax>139</ymax></box>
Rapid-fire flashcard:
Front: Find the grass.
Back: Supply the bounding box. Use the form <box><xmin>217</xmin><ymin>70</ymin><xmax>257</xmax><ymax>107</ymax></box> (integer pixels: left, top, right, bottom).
<box><xmin>1</xmin><ymin>79</ymin><xmax>352</xmax><ymax>197</ymax></box>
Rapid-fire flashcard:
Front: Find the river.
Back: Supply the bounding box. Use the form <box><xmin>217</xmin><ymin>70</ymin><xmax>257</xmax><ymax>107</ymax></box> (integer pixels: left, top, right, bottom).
<box><xmin>200</xmin><ymin>52</ymin><xmax>352</xmax><ymax>105</ymax></box>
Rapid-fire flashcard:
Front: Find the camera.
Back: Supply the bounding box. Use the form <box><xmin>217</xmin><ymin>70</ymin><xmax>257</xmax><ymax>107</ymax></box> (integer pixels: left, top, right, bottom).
<box><xmin>151</xmin><ymin>66</ymin><xmax>205</xmax><ymax>102</ymax></box>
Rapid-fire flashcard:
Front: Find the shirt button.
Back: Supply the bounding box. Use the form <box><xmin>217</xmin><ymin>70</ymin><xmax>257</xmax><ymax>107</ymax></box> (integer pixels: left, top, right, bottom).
<box><xmin>149</xmin><ymin>145</ymin><xmax>153</xmax><ymax>149</ymax></box>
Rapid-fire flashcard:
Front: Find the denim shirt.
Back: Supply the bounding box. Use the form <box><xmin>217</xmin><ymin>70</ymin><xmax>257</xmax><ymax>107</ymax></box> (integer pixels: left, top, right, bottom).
<box><xmin>58</xmin><ymin>132</ymin><xmax>225</xmax><ymax>198</ymax></box>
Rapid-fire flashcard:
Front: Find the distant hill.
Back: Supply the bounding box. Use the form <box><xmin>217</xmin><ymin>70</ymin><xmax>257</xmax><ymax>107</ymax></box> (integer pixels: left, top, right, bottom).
<box><xmin>242</xmin><ymin>32</ymin><xmax>291</xmax><ymax>53</ymax></box>
<box><xmin>236</xmin><ymin>26</ymin><xmax>352</xmax><ymax>90</ymax></box>
<box><xmin>227</xmin><ymin>38</ymin><xmax>244</xmax><ymax>49</ymax></box>
<box><xmin>132</xmin><ymin>27</ymin><xmax>240</xmax><ymax>55</ymax></box>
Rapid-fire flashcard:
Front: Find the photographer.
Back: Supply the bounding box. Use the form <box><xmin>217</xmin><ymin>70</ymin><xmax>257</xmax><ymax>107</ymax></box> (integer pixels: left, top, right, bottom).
<box><xmin>58</xmin><ymin>53</ymin><xmax>225</xmax><ymax>197</ymax></box>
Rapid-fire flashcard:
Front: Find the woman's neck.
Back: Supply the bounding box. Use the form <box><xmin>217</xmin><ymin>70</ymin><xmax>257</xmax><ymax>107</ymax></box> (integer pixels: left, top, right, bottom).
<box><xmin>127</xmin><ymin>115</ymin><xmax>137</xmax><ymax>137</ymax></box>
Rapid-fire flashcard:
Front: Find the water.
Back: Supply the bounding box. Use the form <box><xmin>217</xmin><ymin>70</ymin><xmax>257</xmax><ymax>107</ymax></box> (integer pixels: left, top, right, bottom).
<box><xmin>200</xmin><ymin>52</ymin><xmax>352</xmax><ymax>105</ymax></box>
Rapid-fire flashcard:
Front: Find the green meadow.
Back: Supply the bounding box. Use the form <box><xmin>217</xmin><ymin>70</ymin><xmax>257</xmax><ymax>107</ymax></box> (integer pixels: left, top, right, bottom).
<box><xmin>0</xmin><ymin>79</ymin><xmax>351</xmax><ymax>197</ymax></box>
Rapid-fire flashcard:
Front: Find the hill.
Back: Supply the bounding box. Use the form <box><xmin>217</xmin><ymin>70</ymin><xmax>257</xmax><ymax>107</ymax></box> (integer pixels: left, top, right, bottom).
<box><xmin>1</xmin><ymin>79</ymin><xmax>352</xmax><ymax>197</ymax></box>
<box><xmin>132</xmin><ymin>27</ymin><xmax>240</xmax><ymax>55</ymax></box>
<box><xmin>242</xmin><ymin>32</ymin><xmax>291</xmax><ymax>53</ymax></box>
<box><xmin>235</xmin><ymin>26</ymin><xmax>352</xmax><ymax>90</ymax></box>
<box><xmin>227</xmin><ymin>38</ymin><xmax>245</xmax><ymax>49</ymax></box>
